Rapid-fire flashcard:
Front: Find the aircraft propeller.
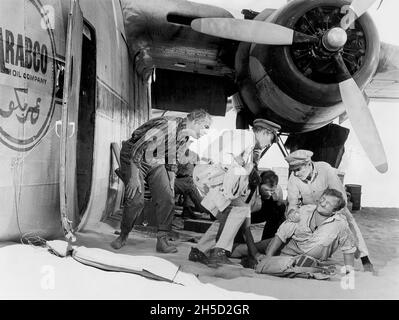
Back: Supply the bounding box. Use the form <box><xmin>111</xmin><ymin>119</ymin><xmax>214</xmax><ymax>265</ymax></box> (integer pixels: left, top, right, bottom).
<box><xmin>334</xmin><ymin>53</ymin><xmax>387</xmax><ymax>173</ymax></box>
<box><xmin>191</xmin><ymin>0</ymin><xmax>388</xmax><ymax>173</ymax></box>
<box><xmin>340</xmin><ymin>0</ymin><xmax>378</xmax><ymax>30</ymax></box>
<box><xmin>190</xmin><ymin>18</ymin><xmax>318</xmax><ymax>45</ymax></box>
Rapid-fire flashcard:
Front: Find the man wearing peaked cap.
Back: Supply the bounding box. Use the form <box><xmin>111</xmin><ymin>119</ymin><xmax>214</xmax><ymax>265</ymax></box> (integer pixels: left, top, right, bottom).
<box><xmin>285</xmin><ymin>149</ymin><xmax>374</xmax><ymax>272</ymax></box>
<box><xmin>252</xmin><ymin>119</ymin><xmax>281</xmax><ymax>146</ymax></box>
<box><xmin>189</xmin><ymin>118</ymin><xmax>281</xmax><ymax>266</ymax></box>
<box><xmin>285</xmin><ymin>150</ymin><xmax>313</xmax><ymax>170</ymax></box>
<box><xmin>251</xmin><ymin>119</ymin><xmax>281</xmax><ymax>161</ymax></box>
<box><xmin>253</xmin><ymin>119</ymin><xmax>281</xmax><ymax>133</ymax></box>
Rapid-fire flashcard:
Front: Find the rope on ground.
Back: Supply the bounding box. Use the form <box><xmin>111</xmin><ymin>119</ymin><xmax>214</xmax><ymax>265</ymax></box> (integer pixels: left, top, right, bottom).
<box><xmin>20</xmin><ymin>232</ymin><xmax>47</xmax><ymax>247</ymax></box>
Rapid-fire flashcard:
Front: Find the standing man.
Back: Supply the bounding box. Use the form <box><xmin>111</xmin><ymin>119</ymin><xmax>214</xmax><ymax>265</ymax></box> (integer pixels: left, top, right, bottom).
<box><xmin>285</xmin><ymin>149</ymin><xmax>374</xmax><ymax>272</ymax></box>
<box><xmin>189</xmin><ymin>119</ymin><xmax>281</xmax><ymax>265</ymax></box>
<box><xmin>111</xmin><ymin>110</ymin><xmax>212</xmax><ymax>253</ymax></box>
<box><xmin>229</xmin><ymin>170</ymin><xmax>286</xmax><ymax>260</ymax></box>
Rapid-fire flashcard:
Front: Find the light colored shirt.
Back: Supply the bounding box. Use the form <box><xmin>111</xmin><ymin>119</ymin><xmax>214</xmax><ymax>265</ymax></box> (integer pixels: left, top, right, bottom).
<box><xmin>195</xmin><ymin>130</ymin><xmax>267</xmax><ymax>214</ymax></box>
<box><xmin>276</xmin><ymin>205</ymin><xmax>356</xmax><ymax>260</ymax></box>
<box><xmin>206</xmin><ymin>130</ymin><xmax>256</xmax><ymax>167</ymax></box>
<box><xmin>287</xmin><ymin>161</ymin><xmax>347</xmax><ymax>213</ymax></box>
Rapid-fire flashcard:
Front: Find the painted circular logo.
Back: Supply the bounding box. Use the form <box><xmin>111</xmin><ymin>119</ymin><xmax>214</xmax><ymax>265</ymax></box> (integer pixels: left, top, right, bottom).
<box><xmin>0</xmin><ymin>0</ymin><xmax>56</xmax><ymax>151</ymax></box>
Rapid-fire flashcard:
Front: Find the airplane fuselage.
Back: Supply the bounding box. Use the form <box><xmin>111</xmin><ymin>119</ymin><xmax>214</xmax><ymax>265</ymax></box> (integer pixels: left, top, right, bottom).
<box><xmin>0</xmin><ymin>0</ymin><xmax>395</xmax><ymax>241</ymax></box>
<box><xmin>0</xmin><ymin>0</ymin><xmax>149</xmax><ymax>241</ymax></box>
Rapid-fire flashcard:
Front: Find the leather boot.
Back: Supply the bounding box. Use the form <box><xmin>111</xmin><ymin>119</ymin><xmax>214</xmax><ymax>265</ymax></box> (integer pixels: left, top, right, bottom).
<box><xmin>188</xmin><ymin>247</ymin><xmax>209</xmax><ymax>264</ymax></box>
<box><xmin>156</xmin><ymin>235</ymin><xmax>178</xmax><ymax>253</ymax></box>
<box><xmin>110</xmin><ymin>234</ymin><xmax>128</xmax><ymax>250</ymax></box>
<box><xmin>188</xmin><ymin>247</ymin><xmax>218</xmax><ymax>268</ymax></box>
<box><xmin>208</xmin><ymin>247</ymin><xmax>234</xmax><ymax>265</ymax></box>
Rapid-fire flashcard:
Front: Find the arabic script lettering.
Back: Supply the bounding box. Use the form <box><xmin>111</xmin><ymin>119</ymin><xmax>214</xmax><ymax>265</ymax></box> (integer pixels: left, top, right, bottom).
<box><xmin>0</xmin><ymin>88</ymin><xmax>40</xmax><ymax>124</ymax></box>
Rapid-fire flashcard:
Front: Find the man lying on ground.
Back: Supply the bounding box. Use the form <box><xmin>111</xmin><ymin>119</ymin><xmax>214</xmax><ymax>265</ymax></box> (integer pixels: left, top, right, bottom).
<box><xmin>235</xmin><ymin>188</ymin><xmax>356</xmax><ymax>275</ymax></box>
<box><xmin>285</xmin><ymin>149</ymin><xmax>374</xmax><ymax>272</ymax></box>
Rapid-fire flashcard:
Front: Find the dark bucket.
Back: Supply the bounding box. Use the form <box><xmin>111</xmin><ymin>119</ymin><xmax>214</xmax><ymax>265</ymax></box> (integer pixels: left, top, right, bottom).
<box><xmin>345</xmin><ymin>184</ymin><xmax>362</xmax><ymax>211</ymax></box>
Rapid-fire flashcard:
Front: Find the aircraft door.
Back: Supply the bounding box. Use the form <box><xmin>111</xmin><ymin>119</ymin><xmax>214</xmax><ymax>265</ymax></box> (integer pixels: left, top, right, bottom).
<box><xmin>59</xmin><ymin>0</ymin><xmax>83</xmax><ymax>236</ymax></box>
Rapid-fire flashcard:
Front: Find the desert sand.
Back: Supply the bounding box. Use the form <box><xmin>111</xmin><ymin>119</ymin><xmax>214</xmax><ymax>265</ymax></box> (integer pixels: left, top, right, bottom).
<box><xmin>1</xmin><ymin>207</ymin><xmax>398</xmax><ymax>299</ymax></box>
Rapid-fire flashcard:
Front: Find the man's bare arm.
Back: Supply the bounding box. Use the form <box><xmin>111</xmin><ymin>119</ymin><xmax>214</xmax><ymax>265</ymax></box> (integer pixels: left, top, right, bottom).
<box><xmin>265</xmin><ymin>236</ymin><xmax>284</xmax><ymax>257</ymax></box>
<box><xmin>242</xmin><ymin>218</ymin><xmax>258</xmax><ymax>259</ymax></box>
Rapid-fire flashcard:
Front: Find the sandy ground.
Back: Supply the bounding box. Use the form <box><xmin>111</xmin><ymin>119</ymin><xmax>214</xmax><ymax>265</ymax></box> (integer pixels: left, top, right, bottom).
<box><xmin>1</xmin><ymin>208</ymin><xmax>398</xmax><ymax>299</ymax></box>
<box><xmin>203</xmin><ymin>208</ymin><xmax>399</xmax><ymax>299</ymax></box>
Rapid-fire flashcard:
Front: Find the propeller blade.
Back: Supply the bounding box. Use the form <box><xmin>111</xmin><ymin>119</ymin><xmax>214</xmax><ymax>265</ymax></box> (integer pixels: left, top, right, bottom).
<box><xmin>335</xmin><ymin>54</ymin><xmax>388</xmax><ymax>173</ymax></box>
<box><xmin>339</xmin><ymin>79</ymin><xmax>387</xmax><ymax>173</ymax></box>
<box><xmin>351</xmin><ymin>0</ymin><xmax>378</xmax><ymax>18</ymax></box>
<box><xmin>191</xmin><ymin>18</ymin><xmax>317</xmax><ymax>45</ymax></box>
<box><xmin>341</xmin><ymin>0</ymin><xmax>377</xmax><ymax>29</ymax></box>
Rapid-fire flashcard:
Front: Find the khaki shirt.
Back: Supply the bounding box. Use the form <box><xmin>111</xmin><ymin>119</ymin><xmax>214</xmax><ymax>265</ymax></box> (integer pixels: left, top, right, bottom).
<box><xmin>205</xmin><ymin>129</ymin><xmax>256</xmax><ymax>167</ymax></box>
<box><xmin>287</xmin><ymin>161</ymin><xmax>347</xmax><ymax>213</ymax></box>
<box><xmin>276</xmin><ymin>205</ymin><xmax>356</xmax><ymax>260</ymax></box>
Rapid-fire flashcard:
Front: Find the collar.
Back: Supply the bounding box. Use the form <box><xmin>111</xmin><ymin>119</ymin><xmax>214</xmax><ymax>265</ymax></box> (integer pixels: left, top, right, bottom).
<box><xmin>307</xmin><ymin>207</ymin><xmax>344</xmax><ymax>231</ymax></box>
<box><xmin>305</xmin><ymin>162</ymin><xmax>318</xmax><ymax>183</ymax></box>
<box><xmin>316</xmin><ymin>211</ymin><xmax>345</xmax><ymax>226</ymax></box>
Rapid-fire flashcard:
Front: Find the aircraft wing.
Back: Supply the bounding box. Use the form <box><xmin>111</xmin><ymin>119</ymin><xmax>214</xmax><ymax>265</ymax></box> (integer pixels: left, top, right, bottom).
<box><xmin>120</xmin><ymin>0</ymin><xmax>399</xmax><ymax>118</ymax></box>
<box><xmin>120</xmin><ymin>0</ymin><xmax>236</xmax><ymax>77</ymax></box>
<box><xmin>120</xmin><ymin>0</ymin><xmax>238</xmax><ymax>116</ymax></box>
<box><xmin>366</xmin><ymin>42</ymin><xmax>399</xmax><ymax>100</ymax></box>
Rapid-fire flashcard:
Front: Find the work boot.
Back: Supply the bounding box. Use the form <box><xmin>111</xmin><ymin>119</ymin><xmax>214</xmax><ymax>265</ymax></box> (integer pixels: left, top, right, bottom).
<box><xmin>110</xmin><ymin>234</ymin><xmax>128</xmax><ymax>250</ymax></box>
<box><xmin>188</xmin><ymin>248</ymin><xmax>219</xmax><ymax>268</ymax></box>
<box><xmin>208</xmin><ymin>247</ymin><xmax>234</xmax><ymax>265</ymax></box>
<box><xmin>156</xmin><ymin>236</ymin><xmax>178</xmax><ymax>253</ymax></box>
<box><xmin>188</xmin><ymin>247</ymin><xmax>209</xmax><ymax>264</ymax></box>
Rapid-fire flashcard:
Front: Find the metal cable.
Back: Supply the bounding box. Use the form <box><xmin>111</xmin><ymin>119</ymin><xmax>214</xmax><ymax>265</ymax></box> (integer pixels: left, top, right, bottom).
<box><xmin>11</xmin><ymin>124</ymin><xmax>57</xmax><ymax>242</ymax></box>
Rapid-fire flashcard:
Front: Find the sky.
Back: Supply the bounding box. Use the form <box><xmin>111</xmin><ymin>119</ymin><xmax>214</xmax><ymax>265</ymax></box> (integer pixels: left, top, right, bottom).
<box><xmin>191</xmin><ymin>0</ymin><xmax>399</xmax><ymax>207</ymax></box>
<box><xmin>195</xmin><ymin>0</ymin><xmax>399</xmax><ymax>44</ymax></box>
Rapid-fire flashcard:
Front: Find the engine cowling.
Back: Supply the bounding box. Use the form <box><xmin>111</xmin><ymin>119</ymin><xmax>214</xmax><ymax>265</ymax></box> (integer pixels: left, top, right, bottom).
<box><xmin>235</xmin><ymin>0</ymin><xmax>380</xmax><ymax>133</ymax></box>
